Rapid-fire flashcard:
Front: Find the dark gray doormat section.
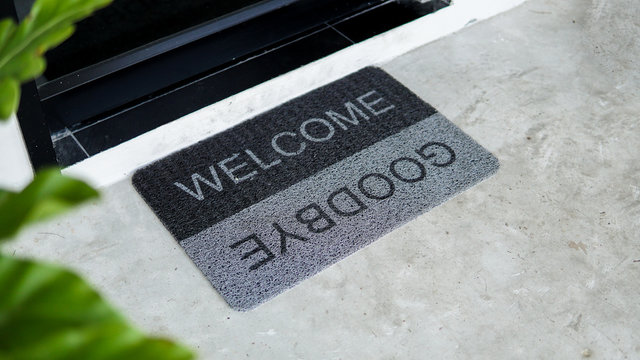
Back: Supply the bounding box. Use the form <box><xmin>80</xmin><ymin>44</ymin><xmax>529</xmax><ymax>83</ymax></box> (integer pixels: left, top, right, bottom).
<box><xmin>133</xmin><ymin>67</ymin><xmax>499</xmax><ymax>311</ymax></box>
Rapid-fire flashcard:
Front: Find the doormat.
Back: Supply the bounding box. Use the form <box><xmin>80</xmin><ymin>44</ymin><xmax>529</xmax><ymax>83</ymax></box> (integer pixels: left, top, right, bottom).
<box><xmin>133</xmin><ymin>67</ymin><xmax>499</xmax><ymax>311</ymax></box>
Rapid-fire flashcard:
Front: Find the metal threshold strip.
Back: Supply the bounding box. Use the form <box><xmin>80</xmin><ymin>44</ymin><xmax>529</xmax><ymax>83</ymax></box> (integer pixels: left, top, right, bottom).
<box><xmin>37</xmin><ymin>0</ymin><xmax>300</xmax><ymax>100</ymax></box>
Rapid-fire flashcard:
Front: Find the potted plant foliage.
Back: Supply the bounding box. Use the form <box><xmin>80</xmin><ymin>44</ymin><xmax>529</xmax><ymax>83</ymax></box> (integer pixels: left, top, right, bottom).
<box><xmin>0</xmin><ymin>1</ymin><xmax>194</xmax><ymax>358</ymax></box>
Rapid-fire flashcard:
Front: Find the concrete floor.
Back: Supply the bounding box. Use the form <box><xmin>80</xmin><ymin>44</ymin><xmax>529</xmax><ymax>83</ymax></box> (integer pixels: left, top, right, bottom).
<box><xmin>8</xmin><ymin>0</ymin><xmax>640</xmax><ymax>358</ymax></box>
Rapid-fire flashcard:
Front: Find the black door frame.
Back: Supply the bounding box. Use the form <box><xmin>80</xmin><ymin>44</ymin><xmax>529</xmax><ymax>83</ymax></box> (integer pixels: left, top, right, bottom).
<box><xmin>1</xmin><ymin>0</ymin><xmax>376</xmax><ymax>170</ymax></box>
<box><xmin>2</xmin><ymin>0</ymin><xmax>443</xmax><ymax>170</ymax></box>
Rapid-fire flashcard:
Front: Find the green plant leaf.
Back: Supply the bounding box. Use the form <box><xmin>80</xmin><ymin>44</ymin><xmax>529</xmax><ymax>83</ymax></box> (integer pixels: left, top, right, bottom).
<box><xmin>0</xmin><ymin>255</ymin><xmax>195</xmax><ymax>360</ymax></box>
<box><xmin>0</xmin><ymin>0</ymin><xmax>112</xmax><ymax>120</ymax></box>
<box><xmin>0</xmin><ymin>77</ymin><xmax>19</xmax><ymax>119</ymax></box>
<box><xmin>0</xmin><ymin>168</ymin><xmax>100</xmax><ymax>242</ymax></box>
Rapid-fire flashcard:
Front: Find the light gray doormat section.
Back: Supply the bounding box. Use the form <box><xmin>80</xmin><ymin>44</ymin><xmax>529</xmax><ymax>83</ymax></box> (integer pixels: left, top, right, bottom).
<box><xmin>133</xmin><ymin>67</ymin><xmax>499</xmax><ymax>311</ymax></box>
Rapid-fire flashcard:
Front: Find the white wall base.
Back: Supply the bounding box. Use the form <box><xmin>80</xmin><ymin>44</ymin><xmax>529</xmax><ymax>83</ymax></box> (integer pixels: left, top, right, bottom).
<box><xmin>0</xmin><ymin>115</ymin><xmax>33</xmax><ymax>191</ymax></box>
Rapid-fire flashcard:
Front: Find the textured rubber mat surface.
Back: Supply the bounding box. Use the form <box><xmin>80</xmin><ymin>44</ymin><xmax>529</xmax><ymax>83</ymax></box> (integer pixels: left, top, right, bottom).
<box><xmin>133</xmin><ymin>67</ymin><xmax>499</xmax><ymax>310</ymax></box>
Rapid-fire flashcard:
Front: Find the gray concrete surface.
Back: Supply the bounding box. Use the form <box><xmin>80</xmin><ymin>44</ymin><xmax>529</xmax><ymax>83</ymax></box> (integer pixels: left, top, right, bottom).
<box><xmin>7</xmin><ymin>0</ymin><xmax>640</xmax><ymax>358</ymax></box>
